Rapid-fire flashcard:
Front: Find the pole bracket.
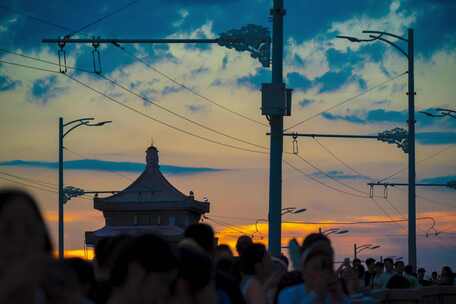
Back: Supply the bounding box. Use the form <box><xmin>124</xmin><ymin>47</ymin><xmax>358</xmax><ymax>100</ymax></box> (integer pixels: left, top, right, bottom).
<box><xmin>218</xmin><ymin>24</ymin><xmax>271</xmax><ymax>68</ymax></box>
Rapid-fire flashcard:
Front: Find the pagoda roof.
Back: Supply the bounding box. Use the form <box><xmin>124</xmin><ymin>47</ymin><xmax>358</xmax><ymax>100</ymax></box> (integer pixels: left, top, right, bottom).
<box><xmin>94</xmin><ymin>146</ymin><xmax>209</xmax><ymax>212</ymax></box>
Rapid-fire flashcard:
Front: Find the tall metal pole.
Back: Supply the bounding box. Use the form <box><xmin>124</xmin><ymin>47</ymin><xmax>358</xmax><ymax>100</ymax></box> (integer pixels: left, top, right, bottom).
<box><xmin>407</xmin><ymin>28</ymin><xmax>416</xmax><ymax>270</ymax></box>
<box><xmin>268</xmin><ymin>0</ymin><xmax>285</xmax><ymax>257</ymax></box>
<box><xmin>354</xmin><ymin>244</ymin><xmax>357</xmax><ymax>260</ymax></box>
<box><xmin>58</xmin><ymin>117</ymin><xmax>64</xmax><ymax>260</ymax></box>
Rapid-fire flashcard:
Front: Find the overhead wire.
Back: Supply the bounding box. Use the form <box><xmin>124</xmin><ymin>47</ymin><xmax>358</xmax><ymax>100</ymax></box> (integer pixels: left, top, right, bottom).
<box><xmin>0</xmin><ymin>59</ymin><xmax>268</xmax><ymax>155</ymax></box>
<box><xmin>64</xmin><ymin>0</ymin><xmax>141</xmax><ymax>38</ymax></box>
<box><xmin>114</xmin><ymin>44</ymin><xmax>269</xmax><ymax>127</ymax></box>
<box><xmin>0</xmin><ymin>49</ymin><xmax>268</xmax><ymax>151</ymax></box>
<box><xmin>284</xmin><ymin>71</ymin><xmax>408</xmax><ymax>131</ymax></box>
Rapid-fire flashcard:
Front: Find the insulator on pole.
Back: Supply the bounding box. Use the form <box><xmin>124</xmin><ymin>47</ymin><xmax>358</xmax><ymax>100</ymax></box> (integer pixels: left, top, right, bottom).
<box><xmin>58</xmin><ymin>41</ymin><xmax>67</xmax><ymax>73</ymax></box>
<box><xmin>92</xmin><ymin>41</ymin><xmax>102</xmax><ymax>74</ymax></box>
<box><xmin>383</xmin><ymin>185</ymin><xmax>389</xmax><ymax>199</ymax></box>
<box><xmin>369</xmin><ymin>185</ymin><xmax>374</xmax><ymax>198</ymax></box>
<box><xmin>292</xmin><ymin>133</ymin><xmax>299</xmax><ymax>154</ymax></box>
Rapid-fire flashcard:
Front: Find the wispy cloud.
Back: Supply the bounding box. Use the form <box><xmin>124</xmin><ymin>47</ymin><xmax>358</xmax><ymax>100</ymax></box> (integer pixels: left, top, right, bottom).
<box><xmin>0</xmin><ymin>74</ymin><xmax>21</xmax><ymax>91</ymax></box>
<box><xmin>0</xmin><ymin>159</ymin><xmax>224</xmax><ymax>175</ymax></box>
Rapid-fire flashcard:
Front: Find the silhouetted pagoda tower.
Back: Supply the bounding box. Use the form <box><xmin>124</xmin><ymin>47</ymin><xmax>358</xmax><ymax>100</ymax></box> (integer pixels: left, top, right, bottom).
<box><xmin>85</xmin><ymin>145</ymin><xmax>210</xmax><ymax>246</ymax></box>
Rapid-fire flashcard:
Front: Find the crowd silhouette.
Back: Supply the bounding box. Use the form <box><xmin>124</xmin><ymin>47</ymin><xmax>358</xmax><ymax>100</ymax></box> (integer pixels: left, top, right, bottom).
<box><xmin>0</xmin><ymin>188</ymin><xmax>455</xmax><ymax>304</ymax></box>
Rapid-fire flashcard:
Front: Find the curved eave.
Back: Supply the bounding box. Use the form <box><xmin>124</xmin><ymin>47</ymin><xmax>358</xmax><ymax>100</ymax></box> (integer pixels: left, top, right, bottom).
<box><xmin>94</xmin><ymin>198</ymin><xmax>210</xmax><ymax>214</ymax></box>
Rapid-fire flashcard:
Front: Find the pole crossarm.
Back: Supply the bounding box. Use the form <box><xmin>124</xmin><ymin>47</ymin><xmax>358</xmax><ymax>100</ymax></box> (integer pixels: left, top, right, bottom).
<box><xmin>420</xmin><ymin>108</ymin><xmax>456</xmax><ymax>119</ymax></box>
<box><xmin>42</xmin><ymin>24</ymin><xmax>271</xmax><ymax>68</ymax></box>
<box><xmin>368</xmin><ymin>181</ymin><xmax>456</xmax><ymax>189</ymax></box>
<box><xmin>276</xmin><ymin>127</ymin><xmax>408</xmax><ymax>153</ymax></box>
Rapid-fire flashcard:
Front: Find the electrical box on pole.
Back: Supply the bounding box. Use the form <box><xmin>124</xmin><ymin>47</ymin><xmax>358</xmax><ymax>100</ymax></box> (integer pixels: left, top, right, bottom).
<box><xmin>261</xmin><ymin>83</ymin><xmax>292</xmax><ymax>116</ymax></box>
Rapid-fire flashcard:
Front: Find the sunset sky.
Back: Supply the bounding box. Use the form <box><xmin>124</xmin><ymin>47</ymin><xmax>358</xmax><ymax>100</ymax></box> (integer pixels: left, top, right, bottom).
<box><xmin>0</xmin><ymin>0</ymin><xmax>455</xmax><ymax>272</ymax></box>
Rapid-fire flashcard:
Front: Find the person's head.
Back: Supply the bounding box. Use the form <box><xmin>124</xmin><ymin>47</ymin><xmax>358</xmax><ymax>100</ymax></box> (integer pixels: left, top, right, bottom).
<box><xmin>395</xmin><ymin>261</ymin><xmax>405</xmax><ymax>273</ymax></box>
<box><xmin>417</xmin><ymin>268</ymin><xmax>426</xmax><ymax>280</ymax></box>
<box><xmin>353</xmin><ymin>258</ymin><xmax>361</xmax><ymax>268</ymax></box>
<box><xmin>0</xmin><ymin>189</ymin><xmax>52</xmax><ymax>258</ymax></box>
<box><xmin>440</xmin><ymin>266</ymin><xmax>454</xmax><ymax>285</ymax></box>
<box><xmin>299</xmin><ymin>233</ymin><xmax>334</xmax><ymax>281</ymax></box>
<box><xmin>432</xmin><ymin>271</ymin><xmax>438</xmax><ymax>280</ymax></box>
<box><xmin>366</xmin><ymin>258</ymin><xmax>376</xmax><ymax>272</ymax></box>
<box><xmin>236</xmin><ymin>235</ymin><xmax>253</xmax><ymax>256</ymax></box>
<box><xmin>215</xmin><ymin>244</ymin><xmax>233</xmax><ymax>260</ymax></box>
<box><xmin>386</xmin><ymin>274</ymin><xmax>410</xmax><ymax>289</ymax></box>
<box><xmin>240</xmin><ymin>243</ymin><xmax>272</xmax><ymax>279</ymax></box>
<box><xmin>94</xmin><ymin>235</ymin><xmax>133</xmax><ymax>281</ymax></box>
<box><xmin>176</xmin><ymin>239</ymin><xmax>213</xmax><ymax>293</ymax></box>
<box><xmin>375</xmin><ymin>262</ymin><xmax>384</xmax><ymax>274</ymax></box>
<box><xmin>404</xmin><ymin>264</ymin><xmax>414</xmax><ymax>276</ymax></box>
<box><xmin>184</xmin><ymin>223</ymin><xmax>216</xmax><ymax>256</ymax></box>
<box><xmin>63</xmin><ymin>258</ymin><xmax>95</xmax><ymax>297</ymax></box>
<box><xmin>384</xmin><ymin>258</ymin><xmax>394</xmax><ymax>272</ymax></box>
<box><xmin>110</xmin><ymin>234</ymin><xmax>178</xmax><ymax>303</ymax></box>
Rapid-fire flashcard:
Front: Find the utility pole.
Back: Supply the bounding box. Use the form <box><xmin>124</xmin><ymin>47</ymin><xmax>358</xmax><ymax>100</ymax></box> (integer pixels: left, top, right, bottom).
<box><xmin>58</xmin><ymin>118</ymin><xmax>64</xmax><ymax>260</ymax></box>
<box><xmin>407</xmin><ymin>29</ymin><xmax>416</xmax><ymax>270</ymax></box>
<box><xmin>266</xmin><ymin>0</ymin><xmax>287</xmax><ymax>257</ymax></box>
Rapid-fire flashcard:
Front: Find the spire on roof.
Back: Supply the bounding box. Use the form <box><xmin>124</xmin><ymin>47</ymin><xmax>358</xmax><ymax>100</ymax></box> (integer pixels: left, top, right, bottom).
<box><xmin>146</xmin><ymin>144</ymin><xmax>159</xmax><ymax>169</ymax></box>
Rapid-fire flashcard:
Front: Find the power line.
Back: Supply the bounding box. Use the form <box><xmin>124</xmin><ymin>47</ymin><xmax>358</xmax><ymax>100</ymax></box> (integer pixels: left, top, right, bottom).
<box><xmin>0</xmin><ymin>175</ymin><xmax>58</xmax><ymax>194</ymax></box>
<box><xmin>312</xmin><ymin>137</ymin><xmax>375</xmax><ymax>181</ymax></box>
<box><xmin>64</xmin><ymin>0</ymin><xmax>140</xmax><ymax>38</ymax></box>
<box><xmin>0</xmin><ymin>4</ymin><xmax>72</xmax><ymax>32</ymax></box>
<box><xmin>283</xmin><ymin>158</ymin><xmax>367</xmax><ymax>198</ymax></box>
<box><xmin>284</xmin><ymin>71</ymin><xmax>408</xmax><ymax>131</ymax></box>
<box><xmin>115</xmin><ymin>45</ymin><xmax>268</xmax><ymax>127</ymax></box>
<box><xmin>377</xmin><ymin>145</ymin><xmax>454</xmax><ymax>182</ymax></box>
<box><xmin>294</xmin><ymin>153</ymin><xmax>369</xmax><ymax>196</ymax></box>
<box><xmin>0</xmin><ymin>59</ymin><xmax>268</xmax><ymax>155</ymax></box>
<box><xmin>0</xmin><ymin>171</ymin><xmax>56</xmax><ymax>188</ymax></box>
<box><xmin>0</xmin><ymin>49</ymin><xmax>268</xmax><ymax>151</ymax></box>
<box><xmin>0</xmin><ymin>5</ymin><xmax>267</xmax><ymax>128</ymax></box>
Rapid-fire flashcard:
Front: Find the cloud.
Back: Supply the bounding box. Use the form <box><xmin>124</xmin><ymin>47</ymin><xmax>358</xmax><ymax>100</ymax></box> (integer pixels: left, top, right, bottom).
<box><xmin>28</xmin><ymin>75</ymin><xmax>66</xmax><ymax>104</ymax></box>
<box><xmin>298</xmin><ymin>98</ymin><xmax>316</xmax><ymax>108</ymax></box>
<box><xmin>416</xmin><ymin>132</ymin><xmax>456</xmax><ymax>145</ymax></box>
<box><xmin>320</xmin><ymin>108</ymin><xmax>456</xmax><ymax>128</ymax></box>
<box><xmin>0</xmin><ymin>74</ymin><xmax>21</xmax><ymax>91</ymax></box>
<box><xmin>420</xmin><ymin>175</ymin><xmax>456</xmax><ymax>184</ymax></box>
<box><xmin>186</xmin><ymin>104</ymin><xmax>206</xmax><ymax>113</ymax></box>
<box><xmin>0</xmin><ymin>159</ymin><xmax>223</xmax><ymax>175</ymax></box>
<box><xmin>311</xmin><ymin>169</ymin><xmax>367</xmax><ymax>180</ymax></box>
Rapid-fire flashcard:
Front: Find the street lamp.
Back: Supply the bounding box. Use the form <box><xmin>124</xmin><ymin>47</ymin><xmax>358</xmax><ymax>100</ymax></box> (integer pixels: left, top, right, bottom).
<box><xmin>337</xmin><ymin>28</ymin><xmax>417</xmax><ymax>270</ymax></box>
<box><xmin>319</xmin><ymin>227</ymin><xmax>349</xmax><ymax>236</ymax></box>
<box><xmin>420</xmin><ymin>108</ymin><xmax>456</xmax><ymax>119</ymax></box>
<box><xmin>58</xmin><ymin>117</ymin><xmax>111</xmax><ymax>259</ymax></box>
<box><xmin>354</xmin><ymin>243</ymin><xmax>381</xmax><ymax>259</ymax></box>
<box><xmin>254</xmin><ymin>207</ymin><xmax>306</xmax><ymax>239</ymax></box>
<box><xmin>281</xmin><ymin>207</ymin><xmax>307</xmax><ymax>216</ymax></box>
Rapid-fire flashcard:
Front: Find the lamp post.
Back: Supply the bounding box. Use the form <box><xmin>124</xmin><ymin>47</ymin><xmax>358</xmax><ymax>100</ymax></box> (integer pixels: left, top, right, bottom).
<box><xmin>319</xmin><ymin>227</ymin><xmax>349</xmax><ymax>236</ymax></box>
<box><xmin>58</xmin><ymin>117</ymin><xmax>111</xmax><ymax>260</ymax></box>
<box><xmin>354</xmin><ymin>243</ymin><xmax>381</xmax><ymax>260</ymax></box>
<box><xmin>337</xmin><ymin>29</ymin><xmax>416</xmax><ymax>270</ymax></box>
<box><xmin>254</xmin><ymin>206</ymin><xmax>306</xmax><ymax>240</ymax></box>
<box><xmin>420</xmin><ymin>108</ymin><xmax>456</xmax><ymax>119</ymax></box>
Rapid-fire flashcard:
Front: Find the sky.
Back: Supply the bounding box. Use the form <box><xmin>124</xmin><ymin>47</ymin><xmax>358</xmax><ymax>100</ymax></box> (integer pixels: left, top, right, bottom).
<box><xmin>0</xmin><ymin>0</ymin><xmax>455</xmax><ymax>271</ymax></box>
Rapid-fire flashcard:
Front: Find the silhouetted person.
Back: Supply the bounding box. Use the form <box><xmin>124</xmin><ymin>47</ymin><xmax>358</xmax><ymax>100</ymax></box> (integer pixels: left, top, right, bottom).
<box><xmin>185</xmin><ymin>223</ymin><xmax>245</xmax><ymax>304</ymax></box>
<box><xmin>373</xmin><ymin>262</ymin><xmax>384</xmax><ymax>289</ymax></box>
<box><xmin>439</xmin><ymin>266</ymin><xmax>455</xmax><ymax>285</ymax></box>
<box><xmin>64</xmin><ymin>257</ymin><xmax>96</xmax><ymax>303</ymax></box>
<box><xmin>277</xmin><ymin>233</ymin><xmax>350</xmax><ymax>303</ymax></box>
<box><xmin>364</xmin><ymin>258</ymin><xmax>376</xmax><ymax>288</ymax></box>
<box><xmin>0</xmin><ymin>189</ymin><xmax>53</xmax><ymax>304</ymax></box>
<box><xmin>395</xmin><ymin>260</ymin><xmax>405</xmax><ymax>276</ymax></box>
<box><xmin>236</xmin><ymin>235</ymin><xmax>253</xmax><ymax>257</ymax></box>
<box><xmin>376</xmin><ymin>258</ymin><xmax>395</xmax><ymax>288</ymax></box>
<box><xmin>417</xmin><ymin>268</ymin><xmax>431</xmax><ymax>287</ymax></box>
<box><xmin>386</xmin><ymin>274</ymin><xmax>410</xmax><ymax>289</ymax></box>
<box><xmin>108</xmin><ymin>234</ymin><xmax>178</xmax><ymax>304</ymax></box>
<box><xmin>404</xmin><ymin>264</ymin><xmax>419</xmax><ymax>288</ymax></box>
<box><xmin>240</xmin><ymin>243</ymin><xmax>272</xmax><ymax>304</ymax></box>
